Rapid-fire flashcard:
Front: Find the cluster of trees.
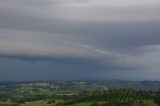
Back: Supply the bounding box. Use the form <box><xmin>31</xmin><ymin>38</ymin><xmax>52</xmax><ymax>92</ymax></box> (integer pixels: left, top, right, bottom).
<box><xmin>10</xmin><ymin>93</ymin><xmax>56</xmax><ymax>104</ymax></box>
<box><xmin>1</xmin><ymin>87</ymin><xmax>160</xmax><ymax>106</ymax></box>
<box><xmin>65</xmin><ymin>89</ymin><xmax>160</xmax><ymax>106</ymax></box>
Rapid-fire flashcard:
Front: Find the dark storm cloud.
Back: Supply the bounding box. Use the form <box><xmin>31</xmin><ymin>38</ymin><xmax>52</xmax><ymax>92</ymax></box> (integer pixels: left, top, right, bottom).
<box><xmin>0</xmin><ymin>54</ymin><xmax>136</xmax><ymax>71</ymax></box>
<box><xmin>0</xmin><ymin>55</ymin><xmax>139</xmax><ymax>81</ymax></box>
<box><xmin>0</xmin><ymin>0</ymin><xmax>160</xmax><ymax>80</ymax></box>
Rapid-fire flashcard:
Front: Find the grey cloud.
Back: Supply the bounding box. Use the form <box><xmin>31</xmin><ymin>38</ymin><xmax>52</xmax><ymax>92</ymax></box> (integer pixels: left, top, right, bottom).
<box><xmin>0</xmin><ymin>0</ymin><xmax>160</xmax><ymax>80</ymax></box>
<box><xmin>0</xmin><ymin>29</ymin><xmax>138</xmax><ymax>71</ymax></box>
<box><xmin>0</xmin><ymin>54</ymin><xmax>140</xmax><ymax>81</ymax></box>
<box><xmin>1</xmin><ymin>8</ymin><xmax>160</xmax><ymax>53</ymax></box>
<box><xmin>0</xmin><ymin>0</ymin><xmax>53</xmax><ymax>7</ymax></box>
<box><xmin>0</xmin><ymin>2</ymin><xmax>160</xmax><ymax>52</ymax></box>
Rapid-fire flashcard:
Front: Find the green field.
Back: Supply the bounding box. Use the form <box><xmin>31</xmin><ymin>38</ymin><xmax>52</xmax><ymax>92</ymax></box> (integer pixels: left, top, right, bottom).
<box><xmin>0</xmin><ymin>81</ymin><xmax>160</xmax><ymax>106</ymax></box>
<box><xmin>20</xmin><ymin>100</ymin><xmax>47</xmax><ymax>106</ymax></box>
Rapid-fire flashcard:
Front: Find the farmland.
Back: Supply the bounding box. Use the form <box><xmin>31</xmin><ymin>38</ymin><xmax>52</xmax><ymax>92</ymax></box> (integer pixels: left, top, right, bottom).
<box><xmin>0</xmin><ymin>81</ymin><xmax>160</xmax><ymax>106</ymax></box>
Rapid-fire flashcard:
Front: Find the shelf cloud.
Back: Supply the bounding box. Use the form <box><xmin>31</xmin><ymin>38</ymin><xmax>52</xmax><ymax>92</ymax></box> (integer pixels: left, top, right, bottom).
<box><xmin>0</xmin><ymin>0</ymin><xmax>160</xmax><ymax>80</ymax></box>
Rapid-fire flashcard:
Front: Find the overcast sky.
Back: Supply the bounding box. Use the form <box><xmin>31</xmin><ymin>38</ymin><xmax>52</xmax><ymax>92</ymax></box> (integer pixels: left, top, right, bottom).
<box><xmin>0</xmin><ymin>0</ymin><xmax>160</xmax><ymax>81</ymax></box>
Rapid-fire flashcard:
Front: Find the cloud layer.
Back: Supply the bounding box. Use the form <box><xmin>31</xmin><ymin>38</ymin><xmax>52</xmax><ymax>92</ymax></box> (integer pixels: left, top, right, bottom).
<box><xmin>0</xmin><ymin>0</ymin><xmax>160</xmax><ymax>80</ymax></box>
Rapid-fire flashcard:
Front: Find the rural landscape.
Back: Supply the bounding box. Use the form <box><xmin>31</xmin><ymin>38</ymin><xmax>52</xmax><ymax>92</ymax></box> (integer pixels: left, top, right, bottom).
<box><xmin>0</xmin><ymin>81</ymin><xmax>160</xmax><ymax>106</ymax></box>
<box><xmin>1</xmin><ymin>0</ymin><xmax>160</xmax><ymax>106</ymax></box>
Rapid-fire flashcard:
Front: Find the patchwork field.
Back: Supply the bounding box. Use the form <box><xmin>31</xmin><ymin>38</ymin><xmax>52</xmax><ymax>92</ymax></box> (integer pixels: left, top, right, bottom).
<box><xmin>0</xmin><ymin>81</ymin><xmax>160</xmax><ymax>106</ymax></box>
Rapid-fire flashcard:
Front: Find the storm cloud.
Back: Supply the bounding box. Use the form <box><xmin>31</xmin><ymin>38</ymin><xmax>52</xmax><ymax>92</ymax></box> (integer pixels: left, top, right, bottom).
<box><xmin>0</xmin><ymin>0</ymin><xmax>160</xmax><ymax>80</ymax></box>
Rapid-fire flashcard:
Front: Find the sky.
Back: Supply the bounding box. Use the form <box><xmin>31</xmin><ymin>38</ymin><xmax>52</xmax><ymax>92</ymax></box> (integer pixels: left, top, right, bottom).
<box><xmin>0</xmin><ymin>0</ymin><xmax>160</xmax><ymax>81</ymax></box>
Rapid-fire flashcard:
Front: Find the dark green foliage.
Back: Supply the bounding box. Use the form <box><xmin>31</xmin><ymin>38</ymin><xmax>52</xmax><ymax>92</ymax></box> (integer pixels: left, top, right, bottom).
<box><xmin>65</xmin><ymin>89</ymin><xmax>159</xmax><ymax>106</ymax></box>
<box><xmin>91</xmin><ymin>102</ymin><xmax>98</xmax><ymax>106</ymax></box>
<box><xmin>0</xmin><ymin>81</ymin><xmax>160</xmax><ymax>106</ymax></box>
<box><xmin>47</xmin><ymin>99</ymin><xmax>55</xmax><ymax>104</ymax></box>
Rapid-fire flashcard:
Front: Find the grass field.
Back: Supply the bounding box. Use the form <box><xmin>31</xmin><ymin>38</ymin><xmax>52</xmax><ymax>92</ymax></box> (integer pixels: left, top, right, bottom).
<box><xmin>20</xmin><ymin>99</ymin><xmax>65</xmax><ymax>106</ymax></box>
<box><xmin>20</xmin><ymin>100</ymin><xmax>47</xmax><ymax>106</ymax></box>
